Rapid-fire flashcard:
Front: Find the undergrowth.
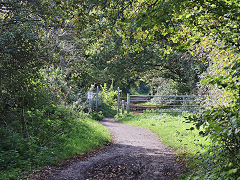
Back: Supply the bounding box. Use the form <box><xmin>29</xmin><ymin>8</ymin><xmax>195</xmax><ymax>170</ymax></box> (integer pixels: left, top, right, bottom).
<box><xmin>0</xmin><ymin>105</ymin><xmax>111</xmax><ymax>180</ymax></box>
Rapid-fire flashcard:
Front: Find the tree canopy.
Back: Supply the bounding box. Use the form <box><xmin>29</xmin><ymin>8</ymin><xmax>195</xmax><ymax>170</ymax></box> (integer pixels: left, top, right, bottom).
<box><xmin>0</xmin><ymin>0</ymin><xmax>239</xmax><ymax>179</ymax></box>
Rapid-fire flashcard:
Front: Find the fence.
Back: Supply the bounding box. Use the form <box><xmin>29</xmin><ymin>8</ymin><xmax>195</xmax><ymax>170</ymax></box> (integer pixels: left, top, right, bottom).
<box><xmin>122</xmin><ymin>94</ymin><xmax>203</xmax><ymax>113</ymax></box>
<box><xmin>87</xmin><ymin>87</ymin><xmax>203</xmax><ymax>114</ymax></box>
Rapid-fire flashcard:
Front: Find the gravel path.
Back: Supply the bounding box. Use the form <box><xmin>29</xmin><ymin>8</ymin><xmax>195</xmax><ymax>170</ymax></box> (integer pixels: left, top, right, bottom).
<box><xmin>31</xmin><ymin>117</ymin><xmax>185</xmax><ymax>180</ymax></box>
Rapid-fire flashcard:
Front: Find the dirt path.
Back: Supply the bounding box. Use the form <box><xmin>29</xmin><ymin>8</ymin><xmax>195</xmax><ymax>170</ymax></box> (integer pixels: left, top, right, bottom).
<box><xmin>33</xmin><ymin>117</ymin><xmax>185</xmax><ymax>180</ymax></box>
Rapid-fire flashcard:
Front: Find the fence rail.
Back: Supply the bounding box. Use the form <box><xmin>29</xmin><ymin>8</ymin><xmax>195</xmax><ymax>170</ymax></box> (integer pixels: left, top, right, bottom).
<box><xmin>87</xmin><ymin>87</ymin><xmax>203</xmax><ymax>114</ymax></box>
<box><xmin>124</xmin><ymin>94</ymin><xmax>203</xmax><ymax>113</ymax></box>
<box><xmin>129</xmin><ymin>95</ymin><xmax>202</xmax><ymax>98</ymax></box>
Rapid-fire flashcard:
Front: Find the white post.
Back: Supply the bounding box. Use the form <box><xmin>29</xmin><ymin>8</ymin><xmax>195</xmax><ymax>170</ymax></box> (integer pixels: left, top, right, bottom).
<box><xmin>127</xmin><ymin>93</ymin><xmax>130</xmax><ymax>113</ymax></box>
<box><xmin>122</xmin><ymin>100</ymin><xmax>125</xmax><ymax>114</ymax></box>
<box><xmin>88</xmin><ymin>92</ymin><xmax>93</xmax><ymax>113</ymax></box>
<box><xmin>117</xmin><ymin>87</ymin><xmax>120</xmax><ymax>114</ymax></box>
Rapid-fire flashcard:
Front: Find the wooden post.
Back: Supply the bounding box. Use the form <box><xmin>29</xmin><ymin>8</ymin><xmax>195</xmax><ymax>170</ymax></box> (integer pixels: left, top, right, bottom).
<box><xmin>117</xmin><ymin>87</ymin><xmax>120</xmax><ymax>114</ymax></box>
<box><xmin>127</xmin><ymin>93</ymin><xmax>130</xmax><ymax>113</ymax></box>
<box><xmin>96</xmin><ymin>86</ymin><xmax>99</xmax><ymax>112</ymax></box>
<box><xmin>122</xmin><ymin>100</ymin><xmax>125</xmax><ymax>114</ymax></box>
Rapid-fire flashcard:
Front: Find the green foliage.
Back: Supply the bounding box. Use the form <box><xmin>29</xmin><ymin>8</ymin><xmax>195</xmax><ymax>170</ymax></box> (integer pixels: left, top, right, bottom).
<box><xmin>192</xmin><ymin>55</ymin><xmax>240</xmax><ymax>179</ymax></box>
<box><xmin>0</xmin><ymin>106</ymin><xmax>111</xmax><ymax>179</ymax></box>
<box><xmin>187</xmin><ymin>105</ymin><xmax>240</xmax><ymax>179</ymax></box>
<box><xmin>129</xmin><ymin>81</ymin><xmax>151</xmax><ymax>95</ymax></box>
<box><xmin>59</xmin><ymin>112</ymin><xmax>111</xmax><ymax>159</ymax></box>
<box><xmin>188</xmin><ymin>102</ymin><xmax>240</xmax><ymax>179</ymax></box>
<box><xmin>100</xmin><ymin>83</ymin><xmax>118</xmax><ymax>107</ymax></box>
<box><xmin>152</xmin><ymin>77</ymin><xmax>178</xmax><ymax>95</ymax></box>
<box><xmin>186</xmin><ymin>59</ymin><xmax>240</xmax><ymax>179</ymax></box>
<box><xmin>99</xmin><ymin>106</ymin><xmax>117</xmax><ymax>117</ymax></box>
<box><xmin>40</xmin><ymin>66</ymin><xmax>86</xmax><ymax>106</ymax></box>
<box><xmin>93</xmin><ymin>83</ymin><xmax>118</xmax><ymax>117</ymax></box>
<box><xmin>137</xmin><ymin>82</ymin><xmax>151</xmax><ymax>94</ymax></box>
<box><xmin>0</xmin><ymin>2</ymin><xmax>113</xmax><ymax>177</ymax></box>
<box><xmin>90</xmin><ymin>111</ymin><xmax>104</xmax><ymax>121</ymax></box>
<box><xmin>0</xmin><ymin>105</ymin><xmax>74</xmax><ymax>178</ymax></box>
<box><xmin>94</xmin><ymin>1</ymin><xmax>240</xmax><ymax>178</ymax></box>
<box><xmin>1</xmin><ymin>0</ymin><xmax>239</xmax><ymax>179</ymax></box>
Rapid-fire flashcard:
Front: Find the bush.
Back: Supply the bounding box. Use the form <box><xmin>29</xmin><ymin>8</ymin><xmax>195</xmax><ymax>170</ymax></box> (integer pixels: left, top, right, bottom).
<box><xmin>0</xmin><ymin>105</ymin><xmax>74</xmax><ymax>176</ymax></box>
<box><xmin>90</xmin><ymin>111</ymin><xmax>104</xmax><ymax>121</ymax></box>
<box><xmin>187</xmin><ymin>59</ymin><xmax>240</xmax><ymax>179</ymax></box>
<box><xmin>93</xmin><ymin>83</ymin><xmax>118</xmax><ymax>117</ymax></box>
<box><xmin>188</xmin><ymin>105</ymin><xmax>240</xmax><ymax>179</ymax></box>
<box><xmin>0</xmin><ymin>105</ymin><xmax>111</xmax><ymax>179</ymax></box>
<box><xmin>99</xmin><ymin>83</ymin><xmax>118</xmax><ymax>107</ymax></box>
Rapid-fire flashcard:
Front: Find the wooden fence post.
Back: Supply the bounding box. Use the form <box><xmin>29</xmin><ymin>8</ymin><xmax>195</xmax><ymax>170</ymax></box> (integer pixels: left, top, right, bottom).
<box><xmin>117</xmin><ymin>87</ymin><xmax>120</xmax><ymax>114</ymax></box>
<box><xmin>127</xmin><ymin>93</ymin><xmax>130</xmax><ymax>113</ymax></box>
<box><xmin>122</xmin><ymin>100</ymin><xmax>125</xmax><ymax>114</ymax></box>
<box><xmin>96</xmin><ymin>86</ymin><xmax>99</xmax><ymax>112</ymax></box>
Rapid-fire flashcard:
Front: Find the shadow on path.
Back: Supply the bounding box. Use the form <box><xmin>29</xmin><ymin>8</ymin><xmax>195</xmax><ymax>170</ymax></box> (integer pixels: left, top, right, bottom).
<box><xmin>43</xmin><ymin>117</ymin><xmax>186</xmax><ymax>180</ymax></box>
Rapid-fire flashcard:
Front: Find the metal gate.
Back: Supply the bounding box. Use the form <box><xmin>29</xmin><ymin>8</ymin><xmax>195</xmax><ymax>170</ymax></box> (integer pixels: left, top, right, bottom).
<box><xmin>125</xmin><ymin>94</ymin><xmax>203</xmax><ymax>113</ymax></box>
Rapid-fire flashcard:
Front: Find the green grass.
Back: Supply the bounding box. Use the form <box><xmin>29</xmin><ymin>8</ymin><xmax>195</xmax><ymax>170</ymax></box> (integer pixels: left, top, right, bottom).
<box><xmin>60</xmin><ymin>115</ymin><xmax>111</xmax><ymax>159</ymax></box>
<box><xmin>115</xmin><ymin>112</ymin><xmax>211</xmax><ymax>178</ymax></box>
<box><xmin>116</xmin><ymin>112</ymin><xmax>210</xmax><ymax>154</ymax></box>
<box><xmin>0</xmin><ymin>112</ymin><xmax>111</xmax><ymax>180</ymax></box>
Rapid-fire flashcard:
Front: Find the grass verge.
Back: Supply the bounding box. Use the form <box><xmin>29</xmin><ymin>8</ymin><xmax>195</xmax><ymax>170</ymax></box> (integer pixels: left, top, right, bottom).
<box><xmin>115</xmin><ymin>112</ymin><xmax>211</xmax><ymax>178</ymax></box>
<box><xmin>59</xmin><ymin>114</ymin><xmax>111</xmax><ymax>159</ymax></box>
<box><xmin>0</xmin><ymin>111</ymin><xmax>111</xmax><ymax>180</ymax></box>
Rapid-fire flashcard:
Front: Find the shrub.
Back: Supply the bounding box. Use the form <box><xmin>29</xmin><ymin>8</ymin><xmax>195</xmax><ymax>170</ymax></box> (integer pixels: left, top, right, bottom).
<box><xmin>0</xmin><ymin>105</ymin><xmax>74</xmax><ymax>175</ymax></box>
<box><xmin>99</xmin><ymin>83</ymin><xmax>118</xmax><ymax>107</ymax></box>
<box><xmin>93</xmin><ymin>83</ymin><xmax>118</xmax><ymax>117</ymax></box>
<box><xmin>90</xmin><ymin>111</ymin><xmax>104</xmax><ymax>121</ymax></box>
<box><xmin>188</xmin><ymin>105</ymin><xmax>240</xmax><ymax>179</ymax></box>
<box><xmin>0</xmin><ymin>105</ymin><xmax>111</xmax><ymax>179</ymax></box>
<box><xmin>188</xmin><ymin>58</ymin><xmax>240</xmax><ymax>179</ymax></box>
